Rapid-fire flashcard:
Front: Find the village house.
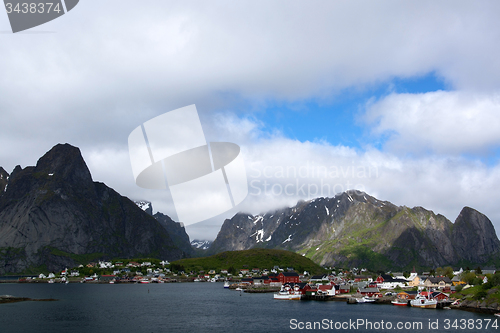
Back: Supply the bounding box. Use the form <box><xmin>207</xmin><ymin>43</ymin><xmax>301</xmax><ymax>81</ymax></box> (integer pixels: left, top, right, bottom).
<box><xmin>253</xmin><ymin>276</ymin><xmax>270</xmax><ymax>285</ymax></box>
<box><xmin>339</xmin><ymin>285</ymin><xmax>351</xmax><ymax>294</ymax></box>
<box><xmin>317</xmin><ymin>285</ymin><xmax>336</xmax><ymax>296</ymax></box>
<box><xmin>353</xmin><ymin>275</ymin><xmax>371</xmax><ymax>283</ymax></box>
<box><xmin>241</xmin><ymin>278</ymin><xmax>253</xmax><ymax>285</ymax></box>
<box><xmin>408</xmin><ymin>275</ymin><xmax>420</xmax><ymax>287</ymax></box>
<box><xmin>99</xmin><ymin>261</ymin><xmax>113</xmax><ymax>269</ymax></box>
<box><xmin>358</xmin><ymin>287</ymin><xmax>381</xmax><ymax>297</ymax></box>
<box><xmin>430</xmin><ymin>291</ymin><xmax>449</xmax><ymax>301</ymax></box>
<box><xmin>278</xmin><ymin>272</ymin><xmax>300</xmax><ymax>284</ymax></box>
<box><xmin>100</xmin><ymin>274</ymin><xmax>116</xmax><ymax>282</ymax></box>
<box><xmin>309</xmin><ymin>274</ymin><xmax>329</xmax><ymax>284</ymax></box>
<box><xmin>397</xmin><ymin>290</ymin><xmax>418</xmax><ymax>300</ymax></box>
<box><xmin>376</xmin><ymin>274</ymin><xmax>407</xmax><ymax>289</ymax></box>
<box><xmin>423</xmin><ymin>277</ymin><xmax>452</xmax><ymax>289</ymax></box>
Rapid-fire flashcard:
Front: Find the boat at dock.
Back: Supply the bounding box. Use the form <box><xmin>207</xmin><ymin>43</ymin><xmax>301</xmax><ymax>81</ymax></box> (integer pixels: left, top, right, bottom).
<box><xmin>273</xmin><ymin>290</ymin><xmax>301</xmax><ymax>300</ymax></box>
<box><xmin>356</xmin><ymin>296</ymin><xmax>375</xmax><ymax>303</ymax></box>
<box><xmin>410</xmin><ymin>294</ymin><xmax>437</xmax><ymax>309</ymax></box>
<box><xmin>224</xmin><ymin>281</ymin><xmax>230</xmax><ymax>288</ymax></box>
<box><xmin>391</xmin><ymin>299</ymin><xmax>408</xmax><ymax>306</ymax></box>
<box><xmin>273</xmin><ymin>285</ymin><xmax>302</xmax><ymax>300</ymax></box>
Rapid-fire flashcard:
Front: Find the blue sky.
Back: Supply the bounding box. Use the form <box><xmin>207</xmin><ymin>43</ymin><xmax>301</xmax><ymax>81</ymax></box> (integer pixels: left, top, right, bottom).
<box><xmin>254</xmin><ymin>72</ymin><xmax>449</xmax><ymax>150</ymax></box>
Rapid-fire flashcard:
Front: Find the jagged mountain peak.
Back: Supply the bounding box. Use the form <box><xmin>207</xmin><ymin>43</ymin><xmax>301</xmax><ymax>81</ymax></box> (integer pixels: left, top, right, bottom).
<box><xmin>34</xmin><ymin>143</ymin><xmax>92</xmax><ymax>184</ymax></box>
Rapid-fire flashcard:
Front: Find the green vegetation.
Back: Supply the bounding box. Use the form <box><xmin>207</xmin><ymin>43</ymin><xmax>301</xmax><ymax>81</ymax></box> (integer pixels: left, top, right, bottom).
<box><xmin>171</xmin><ymin>248</ymin><xmax>327</xmax><ymax>275</ymax></box>
<box><xmin>48</xmin><ymin>247</ymin><xmax>105</xmax><ymax>265</ymax></box>
<box><xmin>337</xmin><ymin>245</ymin><xmax>392</xmax><ymax>271</ymax></box>
<box><xmin>454</xmin><ymin>272</ymin><xmax>500</xmax><ymax>305</ymax></box>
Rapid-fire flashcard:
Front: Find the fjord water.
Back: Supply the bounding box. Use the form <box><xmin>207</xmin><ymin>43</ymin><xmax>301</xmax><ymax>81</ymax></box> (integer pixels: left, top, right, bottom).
<box><xmin>0</xmin><ymin>282</ymin><xmax>497</xmax><ymax>333</ymax></box>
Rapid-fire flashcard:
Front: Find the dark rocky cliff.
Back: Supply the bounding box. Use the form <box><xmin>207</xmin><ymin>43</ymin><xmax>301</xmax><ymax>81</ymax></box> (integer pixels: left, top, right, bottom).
<box><xmin>451</xmin><ymin>207</ymin><xmax>500</xmax><ymax>263</ymax></box>
<box><xmin>0</xmin><ymin>143</ymin><xmax>189</xmax><ymax>274</ymax></box>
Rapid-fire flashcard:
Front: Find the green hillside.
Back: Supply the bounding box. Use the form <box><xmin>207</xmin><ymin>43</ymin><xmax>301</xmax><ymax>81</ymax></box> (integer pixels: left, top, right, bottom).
<box><xmin>171</xmin><ymin>248</ymin><xmax>327</xmax><ymax>275</ymax></box>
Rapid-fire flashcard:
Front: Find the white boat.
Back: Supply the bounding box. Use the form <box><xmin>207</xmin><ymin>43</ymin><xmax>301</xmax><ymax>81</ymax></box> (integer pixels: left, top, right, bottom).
<box><xmin>224</xmin><ymin>281</ymin><xmax>230</xmax><ymax>288</ymax></box>
<box><xmin>410</xmin><ymin>294</ymin><xmax>437</xmax><ymax>309</ymax></box>
<box><xmin>494</xmin><ymin>313</ymin><xmax>500</xmax><ymax>317</ymax></box>
<box><xmin>235</xmin><ymin>287</ymin><xmax>243</xmax><ymax>291</ymax></box>
<box><xmin>273</xmin><ymin>285</ymin><xmax>302</xmax><ymax>300</ymax></box>
<box><xmin>273</xmin><ymin>291</ymin><xmax>301</xmax><ymax>300</ymax></box>
<box><xmin>391</xmin><ymin>299</ymin><xmax>408</xmax><ymax>306</ymax></box>
<box><xmin>356</xmin><ymin>296</ymin><xmax>375</xmax><ymax>303</ymax></box>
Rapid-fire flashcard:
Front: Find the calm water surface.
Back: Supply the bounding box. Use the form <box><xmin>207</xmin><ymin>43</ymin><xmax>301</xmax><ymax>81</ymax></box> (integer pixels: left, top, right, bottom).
<box><xmin>0</xmin><ymin>282</ymin><xmax>498</xmax><ymax>332</ymax></box>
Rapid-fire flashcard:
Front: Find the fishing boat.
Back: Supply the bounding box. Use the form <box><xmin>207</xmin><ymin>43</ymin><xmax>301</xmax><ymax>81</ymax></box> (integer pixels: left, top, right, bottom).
<box><xmin>410</xmin><ymin>294</ymin><xmax>437</xmax><ymax>309</ymax></box>
<box><xmin>391</xmin><ymin>298</ymin><xmax>408</xmax><ymax>306</ymax></box>
<box><xmin>273</xmin><ymin>285</ymin><xmax>302</xmax><ymax>300</ymax></box>
<box><xmin>224</xmin><ymin>281</ymin><xmax>230</xmax><ymax>288</ymax></box>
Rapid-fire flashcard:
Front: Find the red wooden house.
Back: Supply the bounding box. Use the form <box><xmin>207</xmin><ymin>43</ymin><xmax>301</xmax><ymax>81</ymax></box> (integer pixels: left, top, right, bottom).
<box><xmin>278</xmin><ymin>272</ymin><xmax>300</xmax><ymax>284</ymax></box>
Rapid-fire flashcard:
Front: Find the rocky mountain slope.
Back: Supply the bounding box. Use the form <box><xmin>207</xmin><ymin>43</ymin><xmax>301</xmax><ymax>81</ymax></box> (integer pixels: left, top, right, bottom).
<box><xmin>0</xmin><ymin>144</ymin><xmax>190</xmax><ymax>274</ymax></box>
<box><xmin>208</xmin><ymin>191</ymin><xmax>500</xmax><ymax>270</ymax></box>
<box><xmin>134</xmin><ymin>200</ymin><xmax>194</xmax><ymax>256</ymax></box>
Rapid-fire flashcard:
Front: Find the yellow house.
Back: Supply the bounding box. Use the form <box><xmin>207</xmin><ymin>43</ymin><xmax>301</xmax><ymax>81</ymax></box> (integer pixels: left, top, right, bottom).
<box><xmin>408</xmin><ymin>275</ymin><xmax>420</xmax><ymax>287</ymax></box>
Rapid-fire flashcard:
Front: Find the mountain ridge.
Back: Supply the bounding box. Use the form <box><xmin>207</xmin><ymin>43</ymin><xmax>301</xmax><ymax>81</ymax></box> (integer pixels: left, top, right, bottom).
<box><xmin>208</xmin><ymin>191</ymin><xmax>500</xmax><ymax>270</ymax></box>
<box><xmin>0</xmin><ymin>143</ymin><xmax>191</xmax><ymax>274</ymax></box>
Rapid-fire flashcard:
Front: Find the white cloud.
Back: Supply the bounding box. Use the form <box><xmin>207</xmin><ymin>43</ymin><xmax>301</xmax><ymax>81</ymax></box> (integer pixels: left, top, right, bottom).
<box><xmin>364</xmin><ymin>91</ymin><xmax>500</xmax><ymax>155</ymax></box>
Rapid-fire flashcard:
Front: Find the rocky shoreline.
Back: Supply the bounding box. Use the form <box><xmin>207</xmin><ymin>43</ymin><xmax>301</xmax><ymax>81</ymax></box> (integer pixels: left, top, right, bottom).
<box><xmin>0</xmin><ymin>295</ymin><xmax>58</xmax><ymax>304</ymax></box>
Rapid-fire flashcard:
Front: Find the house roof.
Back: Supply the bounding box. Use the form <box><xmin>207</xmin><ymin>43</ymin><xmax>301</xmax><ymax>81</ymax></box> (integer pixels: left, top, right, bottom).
<box><xmin>426</xmin><ymin>277</ymin><xmax>452</xmax><ymax>283</ymax></box>
<box><xmin>281</xmin><ymin>272</ymin><xmax>299</xmax><ymax>277</ymax></box>
<box><xmin>318</xmin><ymin>285</ymin><xmax>333</xmax><ymax>291</ymax></box>
<box><xmin>379</xmin><ymin>274</ymin><xmax>406</xmax><ymax>283</ymax></box>
<box><xmin>431</xmin><ymin>291</ymin><xmax>448</xmax><ymax>297</ymax></box>
<box><xmin>359</xmin><ymin>287</ymin><xmax>379</xmax><ymax>293</ymax></box>
<box><xmin>253</xmin><ymin>276</ymin><xmax>269</xmax><ymax>280</ymax></box>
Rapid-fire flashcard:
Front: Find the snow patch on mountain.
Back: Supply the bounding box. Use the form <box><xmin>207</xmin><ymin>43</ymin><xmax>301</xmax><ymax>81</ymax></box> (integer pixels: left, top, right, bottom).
<box><xmin>191</xmin><ymin>240</ymin><xmax>212</xmax><ymax>250</ymax></box>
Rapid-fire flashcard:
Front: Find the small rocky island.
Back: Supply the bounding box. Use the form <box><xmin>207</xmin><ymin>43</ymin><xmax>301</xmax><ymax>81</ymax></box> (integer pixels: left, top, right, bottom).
<box><xmin>0</xmin><ymin>295</ymin><xmax>57</xmax><ymax>304</ymax></box>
